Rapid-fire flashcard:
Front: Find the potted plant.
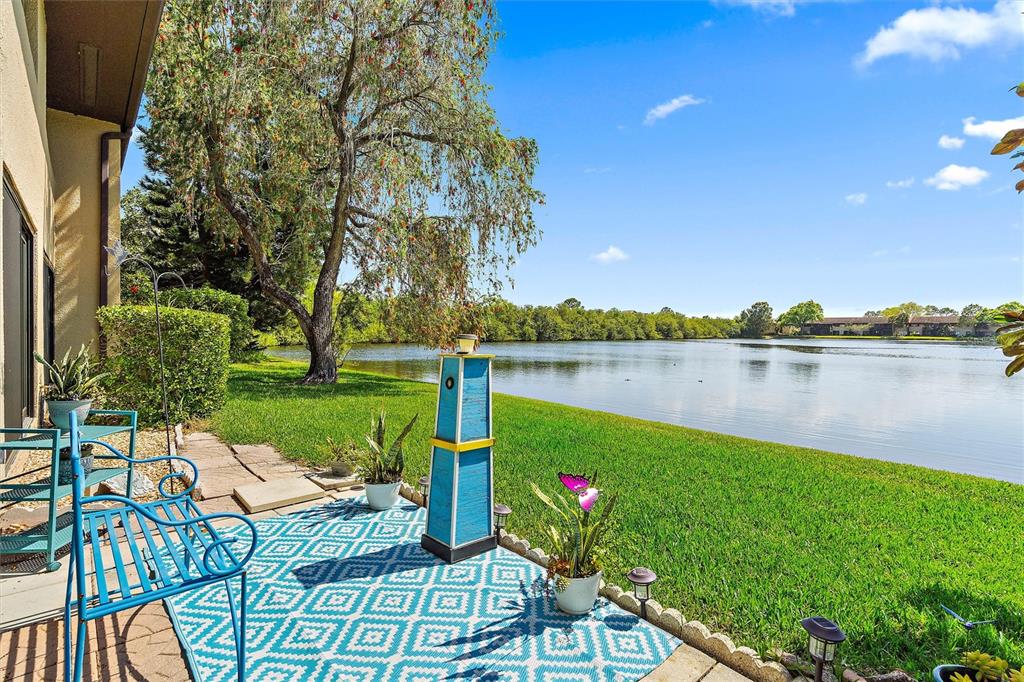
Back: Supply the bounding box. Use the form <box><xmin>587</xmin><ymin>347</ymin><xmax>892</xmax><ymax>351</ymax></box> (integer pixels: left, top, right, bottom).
<box><xmin>57</xmin><ymin>443</ymin><xmax>94</xmax><ymax>485</ymax></box>
<box><xmin>33</xmin><ymin>345</ymin><xmax>107</xmax><ymax>433</ymax></box>
<box><xmin>934</xmin><ymin>651</ymin><xmax>1023</xmax><ymax>682</ymax></box>
<box><xmin>324</xmin><ymin>437</ymin><xmax>357</xmax><ymax>477</ymax></box>
<box><xmin>530</xmin><ymin>472</ymin><xmax>618</xmax><ymax>615</ymax></box>
<box><xmin>353</xmin><ymin>411</ymin><xmax>418</xmax><ymax>511</ymax></box>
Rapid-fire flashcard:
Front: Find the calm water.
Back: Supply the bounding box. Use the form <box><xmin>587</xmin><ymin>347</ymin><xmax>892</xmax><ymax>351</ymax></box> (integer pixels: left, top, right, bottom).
<box><xmin>271</xmin><ymin>339</ymin><xmax>1024</xmax><ymax>483</ymax></box>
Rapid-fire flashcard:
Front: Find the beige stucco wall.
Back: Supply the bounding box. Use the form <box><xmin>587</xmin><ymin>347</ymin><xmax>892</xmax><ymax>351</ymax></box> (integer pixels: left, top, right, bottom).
<box><xmin>1</xmin><ymin>0</ymin><xmax>53</xmax><ymax>431</ymax></box>
<box><xmin>47</xmin><ymin>109</ymin><xmax>121</xmax><ymax>355</ymax></box>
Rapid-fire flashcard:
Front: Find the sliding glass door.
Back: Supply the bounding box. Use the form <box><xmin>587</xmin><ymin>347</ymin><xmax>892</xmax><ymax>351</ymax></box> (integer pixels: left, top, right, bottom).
<box><xmin>3</xmin><ymin>182</ymin><xmax>35</xmax><ymax>427</ymax></box>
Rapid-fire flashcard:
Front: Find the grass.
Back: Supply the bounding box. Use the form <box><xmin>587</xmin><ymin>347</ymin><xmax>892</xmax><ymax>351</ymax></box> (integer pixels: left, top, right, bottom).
<box><xmin>212</xmin><ymin>357</ymin><xmax>1024</xmax><ymax>678</ymax></box>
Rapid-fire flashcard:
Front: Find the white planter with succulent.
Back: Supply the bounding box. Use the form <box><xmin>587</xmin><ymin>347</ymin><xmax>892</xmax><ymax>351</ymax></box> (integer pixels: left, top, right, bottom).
<box><xmin>349</xmin><ymin>411</ymin><xmax>418</xmax><ymax>511</ymax></box>
<box><xmin>532</xmin><ymin>472</ymin><xmax>618</xmax><ymax>615</ymax></box>
<box><xmin>34</xmin><ymin>345</ymin><xmax>106</xmax><ymax>433</ymax></box>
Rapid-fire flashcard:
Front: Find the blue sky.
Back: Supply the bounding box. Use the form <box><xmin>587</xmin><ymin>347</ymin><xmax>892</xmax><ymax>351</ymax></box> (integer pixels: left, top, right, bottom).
<box><xmin>122</xmin><ymin>0</ymin><xmax>1024</xmax><ymax>317</ymax></box>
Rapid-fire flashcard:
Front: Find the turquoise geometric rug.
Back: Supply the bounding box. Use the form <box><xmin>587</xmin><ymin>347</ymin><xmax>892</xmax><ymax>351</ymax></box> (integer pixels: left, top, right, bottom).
<box><xmin>166</xmin><ymin>497</ymin><xmax>679</xmax><ymax>681</ymax></box>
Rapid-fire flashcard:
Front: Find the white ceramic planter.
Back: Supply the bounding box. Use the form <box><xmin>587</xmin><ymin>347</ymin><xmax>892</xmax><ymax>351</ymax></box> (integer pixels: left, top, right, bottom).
<box><xmin>46</xmin><ymin>399</ymin><xmax>92</xmax><ymax>433</ymax></box>
<box><xmin>365</xmin><ymin>481</ymin><xmax>402</xmax><ymax>510</ymax></box>
<box><xmin>555</xmin><ymin>571</ymin><xmax>602</xmax><ymax>615</ymax></box>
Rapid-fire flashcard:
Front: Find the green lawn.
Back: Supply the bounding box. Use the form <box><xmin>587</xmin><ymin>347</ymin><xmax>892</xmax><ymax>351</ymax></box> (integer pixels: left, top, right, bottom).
<box><xmin>212</xmin><ymin>357</ymin><xmax>1024</xmax><ymax>677</ymax></box>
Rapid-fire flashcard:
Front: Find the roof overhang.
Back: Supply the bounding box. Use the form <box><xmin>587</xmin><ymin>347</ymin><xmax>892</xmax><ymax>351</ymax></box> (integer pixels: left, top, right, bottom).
<box><xmin>45</xmin><ymin>0</ymin><xmax>163</xmax><ymax>133</ymax></box>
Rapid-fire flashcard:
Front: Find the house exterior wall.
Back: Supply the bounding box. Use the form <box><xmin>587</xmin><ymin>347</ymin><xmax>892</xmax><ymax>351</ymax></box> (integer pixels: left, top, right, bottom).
<box><xmin>1</xmin><ymin>0</ymin><xmax>54</xmax><ymax>437</ymax></box>
<box><xmin>1</xmin><ymin>1</ymin><xmax>124</xmax><ymax>450</ymax></box>
<box><xmin>47</xmin><ymin>109</ymin><xmax>121</xmax><ymax>354</ymax></box>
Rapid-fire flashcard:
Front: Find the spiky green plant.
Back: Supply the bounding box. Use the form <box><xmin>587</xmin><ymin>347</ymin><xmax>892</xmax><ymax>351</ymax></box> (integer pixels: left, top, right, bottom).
<box><xmin>33</xmin><ymin>345</ymin><xmax>107</xmax><ymax>401</ymax></box>
<box><xmin>352</xmin><ymin>411</ymin><xmax>417</xmax><ymax>484</ymax></box>
<box><xmin>1008</xmin><ymin>669</ymin><xmax>1024</xmax><ymax>682</ymax></box>
<box><xmin>952</xmin><ymin>673</ymin><xmax>975</xmax><ymax>682</ymax></box>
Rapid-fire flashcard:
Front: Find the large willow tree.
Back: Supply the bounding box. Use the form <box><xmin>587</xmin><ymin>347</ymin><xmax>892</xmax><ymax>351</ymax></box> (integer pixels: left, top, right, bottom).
<box><xmin>146</xmin><ymin>0</ymin><xmax>542</xmax><ymax>383</ymax></box>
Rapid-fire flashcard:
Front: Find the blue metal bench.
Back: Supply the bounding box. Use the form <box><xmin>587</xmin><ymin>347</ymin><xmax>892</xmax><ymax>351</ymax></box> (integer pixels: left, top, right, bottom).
<box><xmin>62</xmin><ymin>411</ymin><xmax>258</xmax><ymax>682</ymax></box>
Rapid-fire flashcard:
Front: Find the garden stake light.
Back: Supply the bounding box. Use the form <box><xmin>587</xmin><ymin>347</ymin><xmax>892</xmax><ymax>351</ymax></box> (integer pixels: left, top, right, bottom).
<box><xmin>493</xmin><ymin>503</ymin><xmax>511</xmax><ymax>540</ymax></box>
<box><xmin>801</xmin><ymin>616</ymin><xmax>845</xmax><ymax>682</ymax></box>
<box><xmin>627</xmin><ymin>567</ymin><xmax>657</xmax><ymax>620</ymax></box>
<box><xmin>419</xmin><ymin>475</ymin><xmax>430</xmax><ymax>508</ymax></box>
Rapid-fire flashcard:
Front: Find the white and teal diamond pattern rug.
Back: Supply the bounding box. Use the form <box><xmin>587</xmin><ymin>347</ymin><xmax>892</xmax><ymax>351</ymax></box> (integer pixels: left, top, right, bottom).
<box><xmin>166</xmin><ymin>497</ymin><xmax>679</xmax><ymax>681</ymax></box>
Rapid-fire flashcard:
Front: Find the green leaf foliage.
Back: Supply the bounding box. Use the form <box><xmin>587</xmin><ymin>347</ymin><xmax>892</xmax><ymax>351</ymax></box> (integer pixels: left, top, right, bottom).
<box><xmin>144</xmin><ymin>0</ymin><xmax>544</xmax><ymax>380</ymax></box>
<box><xmin>777</xmin><ymin>300</ymin><xmax>824</xmax><ymax>328</ymax></box>
<box><xmin>121</xmin><ymin>276</ymin><xmax>257</xmax><ymax>361</ymax></box>
<box><xmin>33</xmin><ymin>344</ymin><xmax>107</xmax><ymax>401</ymax></box>
<box><xmin>97</xmin><ymin>305</ymin><xmax>230</xmax><ymax>424</ymax></box>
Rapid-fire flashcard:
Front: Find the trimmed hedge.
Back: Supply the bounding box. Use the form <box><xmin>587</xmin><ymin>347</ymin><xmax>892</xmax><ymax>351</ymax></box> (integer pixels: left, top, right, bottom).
<box><xmin>97</xmin><ymin>305</ymin><xmax>230</xmax><ymax>425</ymax></box>
<box><xmin>119</xmin><ymin>273</ymin><xmax>256</xmax><ymax>361</ymax></box>
<box><xmin>161</xmin><ymin>288</ymin><xmax>255</xmax><ymax>361</ymax></box>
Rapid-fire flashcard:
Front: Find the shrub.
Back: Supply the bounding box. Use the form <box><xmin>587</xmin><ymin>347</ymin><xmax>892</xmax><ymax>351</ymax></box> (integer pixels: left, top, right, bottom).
<box><xmin>117</xmin><ymin>274</ymin><xmax>256</xmax><ymax>361</ymax></box>
<box><xmin>160</xmin><ymin>287</ymin><xmax>257</xmax><ymax>362</ymax></box>
<box><xmin>121</xmin><ymin>272</ymin><xmax>153</xmax><ymax>305</ymax></box>
<box><xmin>97</xmin><ymin>305</ymin><xmax>230</xmax><ymax>425</ymax></box>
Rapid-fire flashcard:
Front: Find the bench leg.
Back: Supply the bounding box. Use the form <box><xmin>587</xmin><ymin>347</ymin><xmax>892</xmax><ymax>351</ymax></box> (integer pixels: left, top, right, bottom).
<box><xmin>225</xmin><ymin>572</ymin><xmax>247</xmax><ymax>681</ymax></box>
<box><xmin>64</xmin><ymin>551</ymin><xmax>74</xmax><ymax>682</ymax></box>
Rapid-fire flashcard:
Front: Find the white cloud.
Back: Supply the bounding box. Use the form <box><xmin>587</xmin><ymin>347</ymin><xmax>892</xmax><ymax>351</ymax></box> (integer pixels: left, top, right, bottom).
<box><xmin>643</xmin><ymin>94</ymin><xmax>706</xmax><ymax>126</ymax></box>
<box><xmin>963</xmin><ymin>115</ymin><xmax>1024</xmax><ymax>140</ymax></box>
<box><xmin>857</xmin><ymin>0</ymin><xmax>1023</xmax><ymax>67</ymax></box>
<box><xmin>700</xmin><ymin>19</ymin><xmax>715</xmax><ymax>29</ymax></box>
<box><xmin>938</xmin><ymin>134</ymin><xmax>965</xmax><ymax>150</ymax></box>
<box><xmin>845</xmin><ymin>192</ymin><xmax>868</xmax><ymax>205</ymax></box>
<box><xmin>924</xmin><ymin>164</ymin><xmax>990</xmax><ymax>191</ymax></box>
<box><xmin>886</xmin><ymin>177</ymin><xmax>915</xmax><ymax>189</ymax></box>
<box><xmin>716</xmin><ymin>0</ymin><xmax>800</xmax><ymax>17</ymax></box>
<box><xmin>590</xmin><ymin>246</ymin><xmax>629</xmax><ymax>264</ymax></box>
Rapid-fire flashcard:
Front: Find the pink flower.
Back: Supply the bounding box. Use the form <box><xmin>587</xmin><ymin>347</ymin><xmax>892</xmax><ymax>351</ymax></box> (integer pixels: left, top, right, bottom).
<box><xmin>578</xmin><ymin>487</ymin><xmax>600</xmax><ymax>512</ymax></box>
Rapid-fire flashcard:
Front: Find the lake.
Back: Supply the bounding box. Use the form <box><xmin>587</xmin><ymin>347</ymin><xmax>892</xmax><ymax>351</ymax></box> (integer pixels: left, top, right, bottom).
<box><xmin>270</xmin><ymin>339</ymin><xmax>1024</xmax><ymax>484</ymax></box>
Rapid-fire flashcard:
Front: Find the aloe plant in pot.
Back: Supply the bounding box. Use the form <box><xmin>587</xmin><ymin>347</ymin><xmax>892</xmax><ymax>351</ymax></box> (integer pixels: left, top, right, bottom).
<box><xmin>34</xmin><ymin>345</ymin><xmax>106</xmax><ymax>432</ymax></box>
<box><xmin>531</xmin><ymin>472</ymin><xmax>618</xmax><ymax>615</ymax></box>
<box><xmin>351</xmin><ymin>411</ymin><xmax>418</xmax><ymax>510</ymax></box>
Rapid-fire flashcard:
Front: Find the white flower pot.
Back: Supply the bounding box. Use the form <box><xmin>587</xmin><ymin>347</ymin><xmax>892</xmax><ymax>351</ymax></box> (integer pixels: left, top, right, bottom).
<box><xmin>365</xmin><ymin>481</ymin><xmax>401</xmax><ymax>510</ymax></box>
<box><xmin>555</xmin><ymin>571</ymin><xmax>602</xmax><ymax>615</ymax></box>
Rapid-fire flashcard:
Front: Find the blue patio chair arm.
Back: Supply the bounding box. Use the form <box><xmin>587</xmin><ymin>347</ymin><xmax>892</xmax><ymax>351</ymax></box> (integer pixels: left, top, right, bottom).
<box><xmin>82</xmin><ymin>494</ymin><xmax>259</xmax><ymax>574</ymax></box>
<box><xmin>82</xmin><ymin>439</ymin><xmax>198</xmax><ymax>499</ymax></box>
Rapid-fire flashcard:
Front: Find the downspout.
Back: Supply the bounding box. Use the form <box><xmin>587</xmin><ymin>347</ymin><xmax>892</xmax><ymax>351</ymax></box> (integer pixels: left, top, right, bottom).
<box><xmin>99</xmin><ymin>131</ymin><xmax>131</xmax><ymax>308</ymax></box>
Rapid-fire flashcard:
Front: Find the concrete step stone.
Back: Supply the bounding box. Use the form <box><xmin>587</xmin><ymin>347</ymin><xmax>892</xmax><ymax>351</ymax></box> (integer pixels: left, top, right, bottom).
<box><xmin>233</xmin><ymin>477</ymin><xmax>324</xmax><ymax>513</ymax></box>
<box><xmin>642</xmin><ymin>643</ymin><xmax>717</xmax><ymax>682</ymax></box>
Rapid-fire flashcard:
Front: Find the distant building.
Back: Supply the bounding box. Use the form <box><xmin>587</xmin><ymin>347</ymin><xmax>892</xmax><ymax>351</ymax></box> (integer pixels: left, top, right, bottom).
<box><xmin>905</xmin><ymin>315</ymin><xmax>959</xmax><ymax>337</ymax></box>
<box><xmin>800</xmin><ymin>315</ymin><xmax>986</xmax><ymax>337</ymax></box>
<box><xmin>800</xmin><ymin>317</ymin><xmax>893</xmax><ymax>336</ymax></box>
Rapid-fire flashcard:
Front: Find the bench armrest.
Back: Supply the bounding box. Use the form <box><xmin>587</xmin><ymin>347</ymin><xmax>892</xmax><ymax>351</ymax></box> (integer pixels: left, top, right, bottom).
<box><xmin>83</xmin><ymin>439</ymin><xmax>199</xmax><ymax>499</ymax></box>
<box><xmin>82</xmin><ymin>494</ymin><xmax>259</xmax><ymax>576</ymax></box>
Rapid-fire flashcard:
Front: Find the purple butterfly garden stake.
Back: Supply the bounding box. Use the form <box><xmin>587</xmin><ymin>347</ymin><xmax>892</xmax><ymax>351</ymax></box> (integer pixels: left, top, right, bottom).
<box><xmin>558</xmin><ymin>472</ymin><xmax>600</xmax><ymax>512</ymax></box>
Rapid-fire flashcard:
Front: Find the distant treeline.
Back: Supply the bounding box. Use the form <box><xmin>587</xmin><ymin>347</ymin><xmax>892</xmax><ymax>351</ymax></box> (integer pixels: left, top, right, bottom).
<box><xmin>475</xmin><ymin>299</ymin><xmax>739</xmax><ymax>341</ymax></box>
<box><xmin>268</xmin><ymin>296</ymin><xmax>740</xmax><ymax>346</ymax></box>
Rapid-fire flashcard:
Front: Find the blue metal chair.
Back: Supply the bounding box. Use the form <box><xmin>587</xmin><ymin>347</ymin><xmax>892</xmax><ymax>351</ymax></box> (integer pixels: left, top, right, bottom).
<box><xmin>62</xmin><ymin>411</ymin><xmax>257</xmax><ymax>681</ymax></box>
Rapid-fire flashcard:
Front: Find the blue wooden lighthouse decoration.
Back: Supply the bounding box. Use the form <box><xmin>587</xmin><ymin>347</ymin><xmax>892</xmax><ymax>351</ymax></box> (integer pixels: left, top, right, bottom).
<box><xmin>421</xmin><ymin>337</ymin><xmax>496</xmax><ymax>563</ymax></box>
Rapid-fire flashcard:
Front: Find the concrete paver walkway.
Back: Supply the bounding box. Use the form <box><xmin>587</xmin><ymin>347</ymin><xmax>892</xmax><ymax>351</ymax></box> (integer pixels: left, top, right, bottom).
<box><xmin>0</xmin><ymin>432</ymin><xmax>755</xmax><ymax>682</ymax></box>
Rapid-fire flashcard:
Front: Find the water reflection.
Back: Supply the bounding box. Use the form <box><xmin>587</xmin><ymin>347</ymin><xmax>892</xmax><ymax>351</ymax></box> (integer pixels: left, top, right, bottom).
<box><xmin>787</xmin><ymin>362</ymin><xmax>820</xmax><ymax>383</ymax></box>
<box><xmin>744</xmin><ymin>359</ymin><xmax>770</xmax><ymax>382</ymax></box>
<box><xmin>271</xmin><ymin>339</ymin><xmax>1024</xmax><ymax>483</ymax></box>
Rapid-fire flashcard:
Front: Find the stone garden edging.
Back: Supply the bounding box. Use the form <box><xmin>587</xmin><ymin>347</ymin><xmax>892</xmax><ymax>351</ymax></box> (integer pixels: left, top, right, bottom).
<box><xmin>397</xmin><ymin>482</ymin><xmax>796</xmax><ymax>682</ymax></box>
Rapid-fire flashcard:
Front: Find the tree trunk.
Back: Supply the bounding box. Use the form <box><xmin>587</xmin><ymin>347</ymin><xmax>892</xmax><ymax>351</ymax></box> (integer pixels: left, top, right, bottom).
<box><xmin>300</xmin><ymin>308</ymin><xmax>337</xmax><ymax>384</ymax></box>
